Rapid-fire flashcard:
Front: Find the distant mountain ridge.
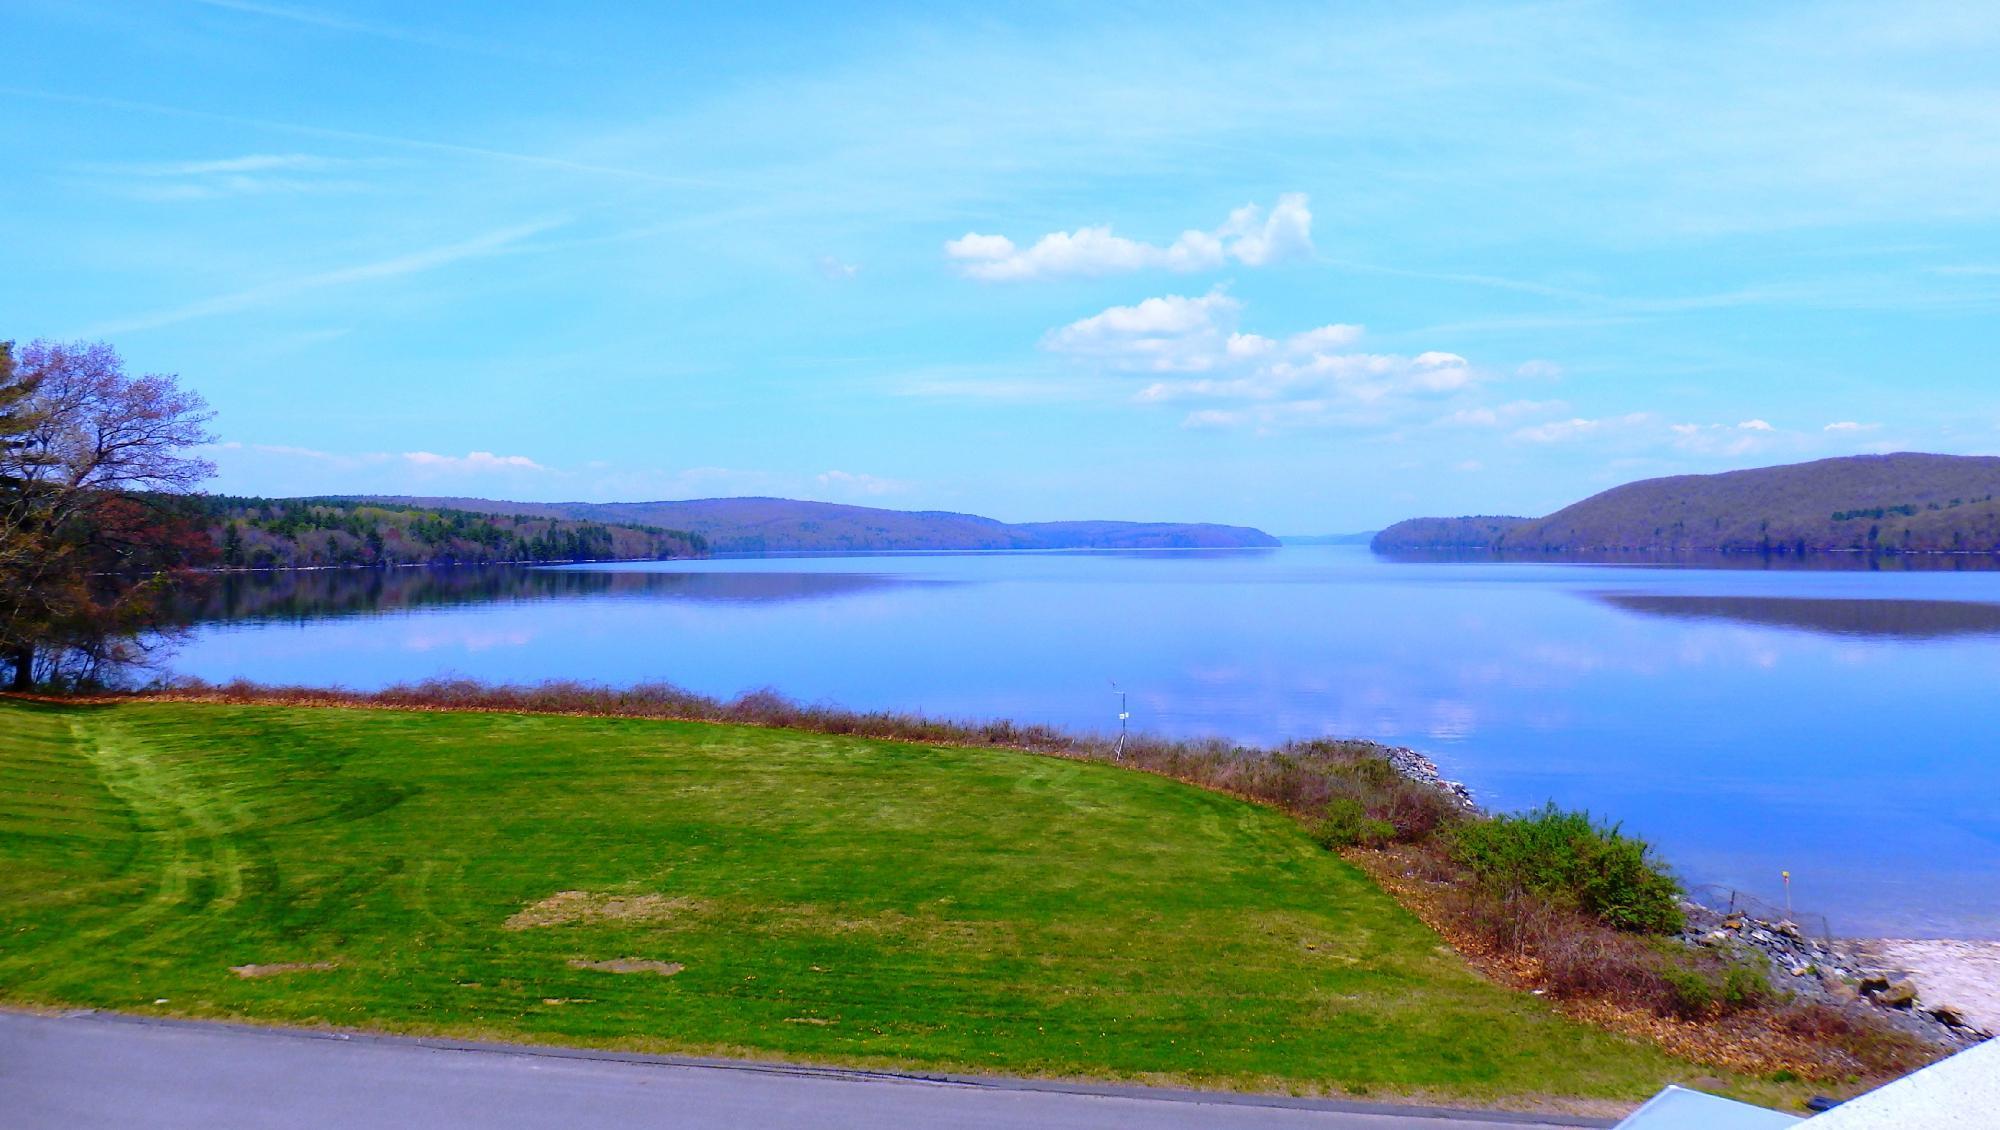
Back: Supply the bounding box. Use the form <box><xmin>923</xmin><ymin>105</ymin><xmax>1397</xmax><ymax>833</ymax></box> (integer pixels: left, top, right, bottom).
<box><xmin>1279</xmin><ymin>532</ymin><xmax>1379</xmax><ymax>546</ymax></box>
<box><xmin>1374</xmin><ymin>453</ymin><xmax>2000</xmax><ymax>555</ymax></box>
<box><xmin>349</xmin><ymin>495</ymin><xmax>1280</xmax><ymax>553</ymax></box>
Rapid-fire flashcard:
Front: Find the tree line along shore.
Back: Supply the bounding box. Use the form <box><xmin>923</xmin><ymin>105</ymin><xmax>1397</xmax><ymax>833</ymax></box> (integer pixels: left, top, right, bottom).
<box><xmin>201</xmin><ymin>496</ymin><xmax>709</xmax><ymax>570</ymax></box>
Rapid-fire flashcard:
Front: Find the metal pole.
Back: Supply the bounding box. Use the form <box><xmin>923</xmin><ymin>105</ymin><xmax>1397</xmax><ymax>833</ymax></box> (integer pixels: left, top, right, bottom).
<box><xmin>1111</xmin><ymin>683</ymin><xmax>1129</xmax><ymax>761</ymax></box>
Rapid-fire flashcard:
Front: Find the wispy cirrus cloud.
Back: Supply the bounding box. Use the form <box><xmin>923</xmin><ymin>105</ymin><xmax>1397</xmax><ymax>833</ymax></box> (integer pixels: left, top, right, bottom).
<box><xmin>945</xmin><ymin>193</ymin><xmax>1312</xmax><ymax>281</ymax></box>
<box><xmin>5</xmin><ymin>87</ymin><xmax>732</xmax><ymax>188</ymax></box>
<box><xmin>110</xmin><ymin>153</ymin><xmax>342</xmax><ymax>176</ymax></box>
<box><xmin>83</xmin><ymin>217</ymin><xmax>567</xmax><ymax>335</ymax></box>
<box><xmin>187</xmin><ymin>0</ymin><xmax>544</xmax><ymax>59</ymax></box>
<box><xmin>73</xmin><ymin>152</ymin><xmax>365</xmax><ymax>201</ymax></box>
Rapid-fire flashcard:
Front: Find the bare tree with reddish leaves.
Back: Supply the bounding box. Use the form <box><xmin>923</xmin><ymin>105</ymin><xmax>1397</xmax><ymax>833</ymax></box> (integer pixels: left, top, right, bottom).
<box><xmin>1</xmin><ymin>340</ymin><xmax>216</xmax><ymax>690</ymax></box>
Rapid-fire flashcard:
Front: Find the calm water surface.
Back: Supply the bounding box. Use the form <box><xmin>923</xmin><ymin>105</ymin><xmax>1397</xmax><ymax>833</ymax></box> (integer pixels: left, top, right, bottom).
<box><xmin>169</xmin><ymin>546</ymin><xmax>2000</xmax><ymax>939</ymax></box>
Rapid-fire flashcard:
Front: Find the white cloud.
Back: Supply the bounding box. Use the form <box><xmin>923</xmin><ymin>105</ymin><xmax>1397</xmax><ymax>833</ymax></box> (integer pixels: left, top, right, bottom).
<box><xmin>945</xmin><ymin>226</ymin><xmax>1223</xmax><ymax>281</ymax></box>
<box><xmin>1041</xmin><ymin>292</ymin><xmax>1502</xmax><ymax>430</ymax></box>
<box><xmin>1508</xmin><ymin>414</ymin><xmax>1820</xmax><ymax>458</ymax></box>
<box><xmin>1824</xmin><ymin>420</ymin><xmax>1879</xmax><ymax>432</ymax></box>
<box><xmin>1512</xmin><ymin>414</ymin><xmax>1655</xmax><ymax>444</ymax></box>
<box><xmin>400</xmin><ymin>450</ymin><xmax>544</xmax><ymax>472</ymax></box>
<box><xmin>815</xmin><ymin>469</ymin><xmax>911</xmax><ymax>496</ymax></box>
<box><xmin>1287</xmin><ymin>323</ymin><xmax>1365</xmax><ymax>352</ymax></box>
<box><xmin>1217</xmin><ymin>192</ymin><xmax>1313</xmax><ymax>266</ymax></box>
<box><xmin>1667</xmin><ymin>420</ymin><xmax>1791</xmax><ymax>457</ymax></box>
<box><xmin>1043</xmin><ymin>289</ymin><xmax>1243</xmax><ymax>372</ymax></box>
<box><xmin>1225</xmin><ymin>332</ymin><xmax>1276</xmax><ymax>359</ymax></box>
<box><xmin>945</xmin><ymin>194</ymin><xmax>1312</xmax><ymax>281</ymax></box>
<box><xmin>1441</xmin><ymin>399</ymin><xmax>1568</xmax><ymax>428</ymax></box>
<box><xmin>816</xmin><ymin>255</ymin><xmax>859</xmax><ymax>280</ymax></box>
<box><xmin>1181</xmin><ymin>409</ymin><xmax>1245</xmax><ymax>429</ymax></box>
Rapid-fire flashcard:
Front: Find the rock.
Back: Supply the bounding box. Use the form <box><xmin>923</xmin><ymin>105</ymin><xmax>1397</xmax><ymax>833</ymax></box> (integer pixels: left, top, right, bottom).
<box><xmin>1776</xmin><ymin>920</ymin><xmax>1801</xmax><ymax>938</ymax></box>
<box><xmin>1699</xmin><ymin>930</ymin><xmax>1731</xmax><ymax>947</ymax></box>
<box><xmin>1869</xmin><ymin>979</ymin><xmax>1918</xmax><ymax>1009</ymax></box>
<box><xmin>1929</xmin><ymin>1003</ymin><xmax>1969</xmax><ymax>1028</ymax></box>
<box><xmin>1822</xmin><ymin>978</ymin><xmax>1860</xmax><ymax>1004</ymax></box>
<box><xmin>1859</xmin><ymin>975</ymin><xmax>1892</xmax><ymax>995</ymax></box>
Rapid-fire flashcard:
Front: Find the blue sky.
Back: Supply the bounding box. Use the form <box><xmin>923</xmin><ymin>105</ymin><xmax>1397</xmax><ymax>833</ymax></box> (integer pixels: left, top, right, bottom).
<box><xmin>5</xmin><ymin>1</ymin><xmax>1999</xmax><ymax>532</ymax></box>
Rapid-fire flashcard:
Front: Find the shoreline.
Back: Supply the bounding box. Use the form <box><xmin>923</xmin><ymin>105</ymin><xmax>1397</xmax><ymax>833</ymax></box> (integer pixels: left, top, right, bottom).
<box><xmin>1845</xmin><ymin>940</ymin><xmax>2000</xmax><ymax>1037</ymax></box>
<box><xmin>1385</xmin><ymin>747</ymin><xmax>1992</xmax><ymax>1050</ymax></box>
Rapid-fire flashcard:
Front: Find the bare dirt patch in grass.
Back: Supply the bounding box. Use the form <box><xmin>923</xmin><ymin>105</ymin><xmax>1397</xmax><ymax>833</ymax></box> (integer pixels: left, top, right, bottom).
<box><xmin>505</xmin><ymin>890</ymin><xmax>706</xmax><ymax>930</ymax></box>
<box><xmin>567</xmin><ymin>958</ymin><xmax>684</xmax><ymax>976</ymax></box>
<box><xmin>229</xmin><ymin>962</ymin><xmax>338</xmax><ymax>978</ymax></box>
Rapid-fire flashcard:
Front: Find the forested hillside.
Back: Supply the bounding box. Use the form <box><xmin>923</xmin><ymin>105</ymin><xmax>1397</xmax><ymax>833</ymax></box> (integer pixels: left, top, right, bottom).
<box><xmin>202</xmin><ymin>497</ymin><xmax>706</xmax><ymax>568</ymax></box>
<box><xmin>351</xmin><ymin>495</ymin><xmax>1280</xmax><ymax>552</ymax></box>
<box><xmin>1368</xmin><ymin>516</ymin><xmax>1531</xmax><ymax>551</ymax></box>
<box><xmin>1374</xmin><ymin>454</ymin><xmax>2000</xmax><ymax>555</ymax></box>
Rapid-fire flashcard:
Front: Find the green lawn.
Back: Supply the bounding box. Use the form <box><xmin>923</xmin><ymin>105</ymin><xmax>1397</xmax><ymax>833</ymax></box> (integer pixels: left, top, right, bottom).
<box><xmin>0</xmin><ymin>697</ymin><xmax>1707</xmax><ymax>1101</ymax></box>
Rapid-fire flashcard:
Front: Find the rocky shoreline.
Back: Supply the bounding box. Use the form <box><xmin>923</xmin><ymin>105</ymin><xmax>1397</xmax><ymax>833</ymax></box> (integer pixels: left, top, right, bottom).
<box><xmin>1680</xmin><ymin>902</ymin><xmax>1990</xmax><ymax>1047</ymax></box>
<box><xmin>1377</xmin><ymin>742</ymin><xmax>1991</xmax><ymax>1049</ymax></box>
<box><xmin>1376</xmin><ymin>744</ymin><xmax>1478</xmax><ymax>810</ymax></box>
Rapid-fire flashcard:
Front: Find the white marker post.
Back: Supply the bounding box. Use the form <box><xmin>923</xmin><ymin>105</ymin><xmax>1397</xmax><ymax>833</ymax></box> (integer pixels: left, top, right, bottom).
<box><xmin>1110</xmin><ymin>682</ymin><xmax>1129</xmax><ymax>761</ymax></box>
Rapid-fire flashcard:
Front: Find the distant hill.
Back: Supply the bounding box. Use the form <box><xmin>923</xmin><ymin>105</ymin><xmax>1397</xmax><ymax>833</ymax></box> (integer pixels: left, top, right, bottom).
<box><xmin>1279</xmin><ymin>532</ymin><xmax>1379</xmax><ymax>546</ymax></box>
<box><xmin>203</xmin><ymin>496</ymin><xmax>706</xmax><ymax>569</ymax></box>
<box><xmin>1373</xmin><ymin>454</ymin><xmax>2000</xmax><ymax>555</ymax></box>
<box><xmin>1367</xmin><ymin>517</ymin><xmax>1530</xmax><ymax>551</ymax></box>
<box><xmin>351</xmin><ymin>495</ymin><xmax>1280</xmax><ymax>553</ymax></box>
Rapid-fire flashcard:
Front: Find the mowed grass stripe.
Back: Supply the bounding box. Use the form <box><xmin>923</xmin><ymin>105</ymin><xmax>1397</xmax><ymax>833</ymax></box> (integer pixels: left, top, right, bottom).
<box><xmin>0</xmin><ymin>699</ymin><xmax>1704</xmax><ymax>1099</ymax></box>
<box><xmin>0</xmin><ymin>704</ymin><xmax>141</xmax><ymax>895</ymax></box>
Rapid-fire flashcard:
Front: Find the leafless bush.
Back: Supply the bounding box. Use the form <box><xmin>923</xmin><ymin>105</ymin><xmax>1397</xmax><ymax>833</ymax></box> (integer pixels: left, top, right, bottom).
<box><xmin>1772</xmin><ymin>1002</ymin><xmax>1939</xmax><ymax>1077</ymax></box>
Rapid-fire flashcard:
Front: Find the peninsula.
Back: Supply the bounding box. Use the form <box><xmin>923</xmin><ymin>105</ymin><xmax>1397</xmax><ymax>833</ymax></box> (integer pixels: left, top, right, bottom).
<box><xmin>1374</xmin><ymin>453</ymin><xmax>2000</xmax><ymax>555</ymax></box>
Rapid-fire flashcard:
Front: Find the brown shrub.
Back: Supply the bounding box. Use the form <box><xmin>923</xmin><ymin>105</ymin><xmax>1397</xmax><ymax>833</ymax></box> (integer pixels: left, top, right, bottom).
<box><xmin>1773</xmin><ymin>1002</ymin><xmax>1939</xmax><ymax>1077</ymax></box>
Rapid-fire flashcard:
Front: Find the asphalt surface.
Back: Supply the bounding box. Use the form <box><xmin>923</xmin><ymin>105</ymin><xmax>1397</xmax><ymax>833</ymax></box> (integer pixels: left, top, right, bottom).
<box><xmin>0</xmin><ymin>1009</ymin><xmax>1617</xmax><ymax>1129</ymax></box>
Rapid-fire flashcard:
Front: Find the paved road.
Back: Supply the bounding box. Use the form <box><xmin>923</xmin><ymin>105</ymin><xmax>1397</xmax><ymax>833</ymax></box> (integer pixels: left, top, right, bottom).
<box><xmin>0</xmin><ymin>1010</ymin><xmax>1613</xmax><ymax>1129</ymax></box>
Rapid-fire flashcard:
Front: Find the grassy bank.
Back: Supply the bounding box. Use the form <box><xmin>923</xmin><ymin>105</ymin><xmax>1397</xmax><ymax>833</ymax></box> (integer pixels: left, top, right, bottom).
<box><xmin>0</xmin><ymin>696</ymin><xmax>1722</xmax><ymax>1105</ymax></box>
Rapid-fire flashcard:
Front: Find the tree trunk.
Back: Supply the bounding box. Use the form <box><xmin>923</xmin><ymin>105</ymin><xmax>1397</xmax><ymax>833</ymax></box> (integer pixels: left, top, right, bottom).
<box><xmin>7</xmin><ymin>644</ymin><xmax>33</xmax><ymax>691</ymax></box>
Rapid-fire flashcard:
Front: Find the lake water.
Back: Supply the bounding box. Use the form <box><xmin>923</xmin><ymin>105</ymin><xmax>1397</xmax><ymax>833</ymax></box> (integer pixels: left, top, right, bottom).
<box><xmin>166</xmin><ymin>546</ymin><xmax>2000</xmax><ymax>940</ymax></box>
